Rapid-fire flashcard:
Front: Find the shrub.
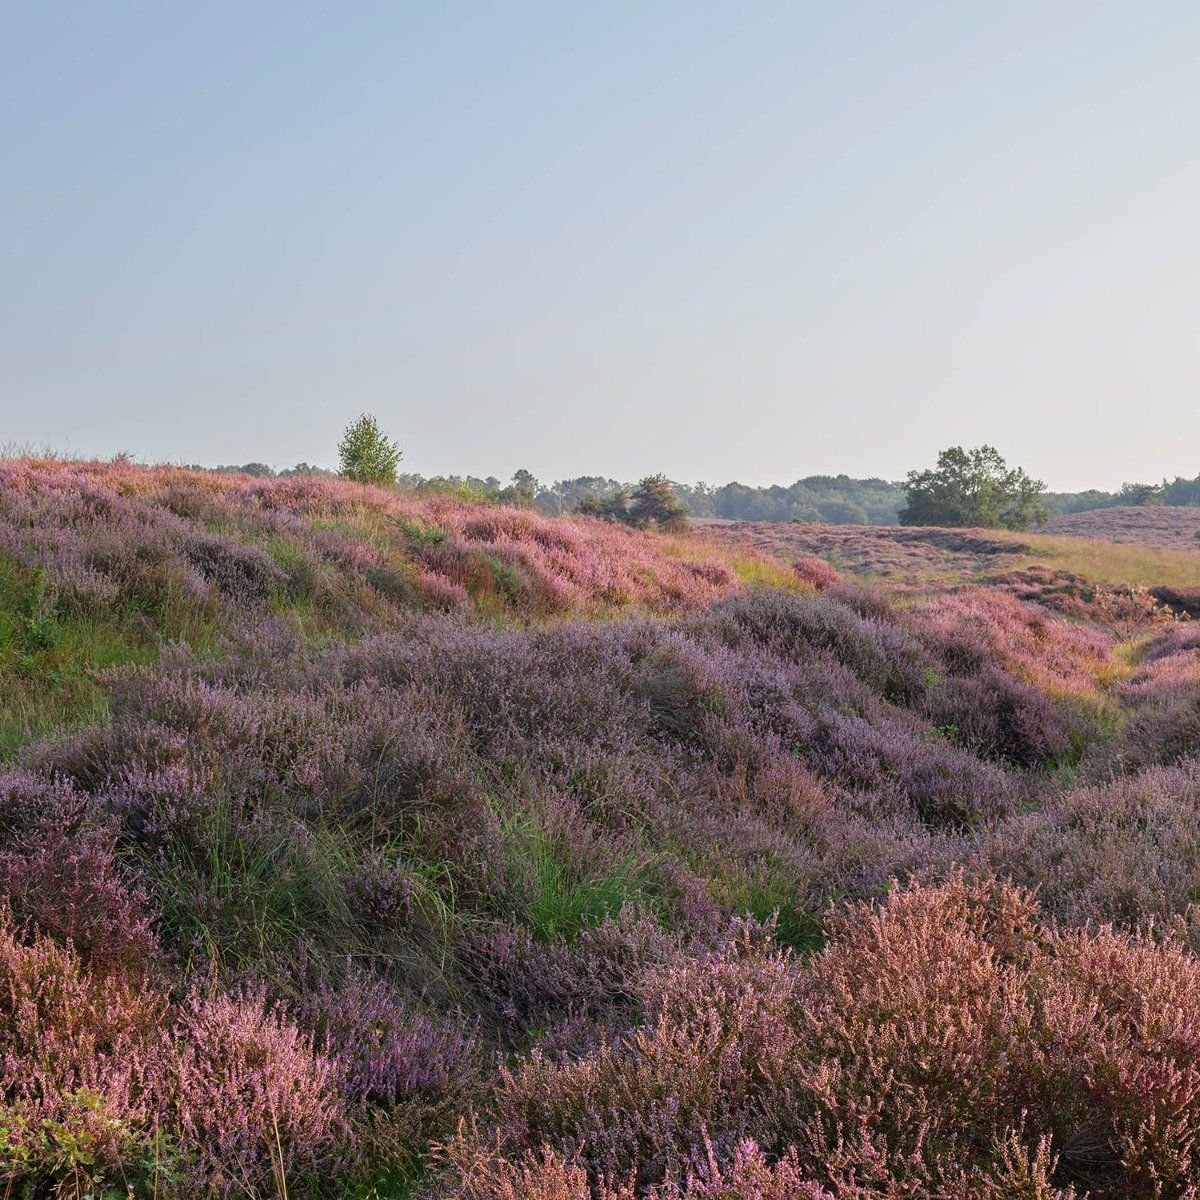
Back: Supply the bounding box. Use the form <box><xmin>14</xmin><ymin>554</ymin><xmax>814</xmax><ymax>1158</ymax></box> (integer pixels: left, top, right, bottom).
<box><xmin>453</xmin><ymin>877</ymin><xmax>1200</xmax><ymax>1197</ymax></box>
<box><xmin>0</xmin><ymin>911</ymin><xmax>168</xmax><ymax>1195</ymax></box>
<box><xmin>791</xmin><ymin>555</ymin><xmax>841</xmax><ymax>591</ymax></box>
<box><xmin>169</xmin><ymin>987</ymin><xmax>346</xmax><ymax>1195</ymax></box>
<box><xmin>975</xmin><ymin>765</ymin><xmax>1200</xmax><ymax>933</ymax></box>
<box><xmin>629</xmin><ymin>476</ymin><xmax>690</xmax><ymax>533</ymax></box>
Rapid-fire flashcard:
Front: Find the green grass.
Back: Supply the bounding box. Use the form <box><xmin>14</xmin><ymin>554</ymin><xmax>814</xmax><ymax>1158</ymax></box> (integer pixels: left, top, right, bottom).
<box><xmin>505</xmin><ymin>817</ymin><xmax>657</xmax><ymax>941</ymax></box>
<box><xmin>724</xmin><ymin>554</ymin><xmax>807</xmax><ymax>590</ymax></box>
<box><xmin>348</xmin><ymin>1164</ymin><xmax>429</xmax><ymax>1199</ymax></box>
<box><xmin>714</xmin><ymin>862</ymin><xmax>827</xmax><ymax>955</ymax></box>
<box><xmin>143</xmin><ymin>791</ymin><xmax>462</xmax><ymax>984</ymax></box>
<box><xmin>0</xmin><ymin>562</ymin><xmax>157</xmax><ymax>756</ymax></box>
<box><xmin>144</xmin><ymin>799</ymin><xmax>365</xmax><ymax>975</ymax></box>
<box><xmin>0</xmin><ymin>554</ymin><xmax>223</xmax><ymax>758</ymax></box>
<box><xmin>486</xmin><ymin>556</ymin><xmax>526</xmax><ymax>604</ymax></box>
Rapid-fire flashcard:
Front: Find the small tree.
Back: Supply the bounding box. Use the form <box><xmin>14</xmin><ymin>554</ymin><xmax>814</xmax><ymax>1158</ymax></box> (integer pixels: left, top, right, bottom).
<box><xmin>338</xmin><ymin>414</ymin><xmax>402</xmax><ymax>486</ymax></box>
<box><xmin>629</xmin><ymin>475</ymin><xmax>689</xmax><ymax>532</ymax></box>
<box><xmin>900</xmin><ymin>446</ymin><xmax>1046</xmax><ymax>530</ymax></box>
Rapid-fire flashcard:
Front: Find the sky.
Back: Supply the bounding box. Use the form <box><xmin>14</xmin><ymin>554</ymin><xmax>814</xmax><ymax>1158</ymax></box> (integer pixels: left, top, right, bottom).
<box><xmin>2</xmin><ymin>2</ymin><xmax>1198</xmax><ymax>492</ymax></box>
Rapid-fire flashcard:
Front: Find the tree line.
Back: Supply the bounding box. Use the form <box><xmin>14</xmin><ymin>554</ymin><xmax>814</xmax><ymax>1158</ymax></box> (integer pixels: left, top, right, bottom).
<box><xmin>197</xmin><ymin>414</ymin><xmax>1200</xmax><ymax>533</ymax></box>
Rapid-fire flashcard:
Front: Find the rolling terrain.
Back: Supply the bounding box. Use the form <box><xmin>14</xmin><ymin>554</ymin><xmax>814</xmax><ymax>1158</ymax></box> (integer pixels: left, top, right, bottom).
<box><xmin>1</xmin><ymin>459</ymin><xmax>1199</xmax><ymax>1198</ymax></box>
<box><xmin>1044</xmin><ymin>504</ymin><xmax>1200</xmax><ymax>550</ymax></box>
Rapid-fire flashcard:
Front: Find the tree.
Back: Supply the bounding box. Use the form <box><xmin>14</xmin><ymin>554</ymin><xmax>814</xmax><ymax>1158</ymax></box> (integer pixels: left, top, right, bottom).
<box><xmin>629</xmin><ymin>475</ymin><xmax>689</xmax><ymax>532</ymax></box>
<box><xmin>575</xmin><ymin>489</ymin><xmax>631</xmax><ymax>523</ymax></box>
<box><xmin>900</xmin><ymin>446</ymin><xmax>1046</xmax><ymax>530</ymax></box>
<box><xmin>1117</xmin><ymin>481</ymin><xmax>1164</xmax><ymax>506</ymax></box>
<box><xmin>499</xmin><ymin>468</ymin><xmax>539</xmax><ymax>507</ymax></box>
<box><xmin>338</xmin><ymin>414</ymin><xmax>402</xmax><ymax>486</ymax></box>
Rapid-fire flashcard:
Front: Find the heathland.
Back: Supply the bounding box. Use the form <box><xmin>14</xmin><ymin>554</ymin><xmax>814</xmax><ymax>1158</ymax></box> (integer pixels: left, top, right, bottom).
<box><xmin>2</xmin><ymin>457</ymin><xmax>1200</xmax><ymax>1198</ymax></box>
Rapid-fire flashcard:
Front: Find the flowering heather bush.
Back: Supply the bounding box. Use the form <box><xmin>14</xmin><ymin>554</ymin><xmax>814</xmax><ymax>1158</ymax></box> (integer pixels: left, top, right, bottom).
<box><xmin>974</xmin><ymin>766</ymin><xmax>1200</xmax><ymax>934</ymax></box>
<box><xmin>0</xmin><ymin>832</ymin><xmax>157</xmax><ymax>974</ymax></box>
<box><xmin>912</xmin><ymin>588</ymin><xmax>1113</xmax><ymax>701</ymax></box>
<box><xmin>443</xmin><ymin>1139</ymin><xmax>836</xmax><ymax>1200</ymax></box>
<box><xmin>169</xmin><ymin>987</ymin><xmax>346</xmax><ymax>1195</ymax></box>
<box><xmin>458</xmin><ymin>877</ymin><xmax>1200</xmax><ymax>1198</ymax></box>
<box><xmin>0</xmin><ymin>910</ymin><xmax>168</xmax><ymax>1194</ymax></box>
<box><xmin>697</xmin><ymin>520</ymin><xmax>1024</xmax><ymax>586</ymax></box>
<box><xmin>1143</xmin><ymin>621</ymin><xmax>1200</xmax><ymax>664</ymax></box>
<box><xmin>0</xmin><ymin>770</ymin><xmax>158</xmax><ymax>972</ymax></box>
<box><xmin>791</xmin><ymin>555</ymin><xmax>841</xmax><ymax>591</ymax></box>
<box><xmin>1046</xmin><ymin>504</ymin><xmax>1200</xmax><ymax>550</ymax></box>
<box><xmin>299</xmin><ymin>976</ymin><xmax>475</xmax><ymax>1108</ymax></box>
<box><xmin>1083</xmin><ymin>629</ymin><xmax>1200</xmax><ymax>776</ymax></box>
<box><xmin>0</xmin><ymin>458</ymin><xmax>748</xmax><ymax>637</ymax></box>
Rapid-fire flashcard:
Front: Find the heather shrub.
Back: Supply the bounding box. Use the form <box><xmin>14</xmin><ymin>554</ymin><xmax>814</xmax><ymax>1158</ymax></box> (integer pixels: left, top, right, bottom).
<box><xmin>0</xmin><ymin>769</ymin><xmax>157</xmax><ymax>972</ymax></box>
<box><xmin>442</xmin><ymin>1139</ymin><xmax>836</xmax><ymax>1200</ymax></box>
<box><xmin>918</xmin><ymin>663</ymin><xmax>1074</xmax><ymax>766</ymax></box>
<box><xmin>0</xmin><ymin>832</ymin><xmax>157</xmax><ymax>974</ymax></box>
<box><xmin>0</xmin><ymin>911</ymin><xmax>169</xmax><ymax>1195</ymax></box>
<box><xmin>704</xmin><ymin>590</ymin><xmax>931</xmax><ymax>704</ymax></box>
<box><xmin>169</xmin><ymin>987</ymin><xmax>346</xmax><ymax>1195</ymax></box>
<box><xmin>0</xmin><ymin>768</ymin><xmax>91</xmax><ymax>839</ymax></box>
<box><xmin>975</xmin><ymin>765</ymin><xmax>1200</xmax><ymax>932</ymax></box>
<box><xmin>182</xmin><ymin>531</ymin><xmax>288</xmax><ymax>607</ymax></box>
<box><xmin>7</xmin><ymin>456</ymin><xmax>1199</xmax><ymax>1197</ymax></box>
<box><xmin>1150</xmin><ymin>584</ymin><xmax>1200</xmax><ymax>618</ymax></box>
<box><xmin>299</xmin><ymin>975</ymin><xmax>475</xmax><ymax>1109</ymax></box>
<box><xmin>791</xmin><ymin>555</ymin><xmax>841</xmax><ymax>592</ymax></box>
<box><xmin>458</xmin><ymin>907</ymin><xmax>685</xmax><ymax>1036</ymax></box>
<box><xmin>1142</xmin><ymin>622</ymin><xmax>1200</xmax><ymax>663</ymax></box>
<box><xmin>797</xmin><ymin>878</ymin><xmax>1200</xmax><ymax>1194</ymax></box>
<box><xmin>455</xmin><ymin>877</ymin><xmax>1200</xmax><ymax>1197</ymax></box>
<box><xmin>913</xmin><ymin>589</ymin><xmax>1112</xmax><ymax>700</ymax></box>
<box><xmin>1037</xmin><ymin>926</ymin><xmax>1200</xmax><ymax>1192</ymax></box>
<box><xmin>1086</xmin><ymin>682</ymin><xmax>1200</xmax><ymax>776</ymax></box>
<box><xmin>483</xmin><ymin>927</ymin><xmax>802</xmax><ymax>1188</ymax></box>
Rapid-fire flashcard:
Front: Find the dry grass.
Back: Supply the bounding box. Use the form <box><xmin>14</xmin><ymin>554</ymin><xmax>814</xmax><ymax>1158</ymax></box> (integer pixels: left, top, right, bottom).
<box><xmin>696</xmin><ymin>519</ymin><xmax>1200</xmax><ymax>592</ymax></box>
<box><xmin>1016</xmin><ymin>532</ymin><xmax>1200</xmax><ymax>589</ymax></box>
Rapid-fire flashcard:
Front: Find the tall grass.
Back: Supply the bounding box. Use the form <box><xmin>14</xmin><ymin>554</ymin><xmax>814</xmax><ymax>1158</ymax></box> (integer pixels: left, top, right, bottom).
<box><xmin>1019</xmin><ymin>531</ymin><xmax>1200</xmax><ymax>587</ymax></box>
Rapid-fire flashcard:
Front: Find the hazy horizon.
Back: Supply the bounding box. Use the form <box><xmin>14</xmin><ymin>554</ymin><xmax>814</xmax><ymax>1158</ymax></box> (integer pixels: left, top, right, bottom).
<box><xmin>3</xmin><ymin>3</ymin><xmax>1198</xmax><ymax>492</ymax></box>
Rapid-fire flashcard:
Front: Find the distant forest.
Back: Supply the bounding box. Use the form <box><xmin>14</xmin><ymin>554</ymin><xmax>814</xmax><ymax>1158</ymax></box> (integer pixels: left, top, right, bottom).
<box><xmin>200</xmin><ymin>462</ymin><xmax>1200</xmax><ymax>526</ymax></box>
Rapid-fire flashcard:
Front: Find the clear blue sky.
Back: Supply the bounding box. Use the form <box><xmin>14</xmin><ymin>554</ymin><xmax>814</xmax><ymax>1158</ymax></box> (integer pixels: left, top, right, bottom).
<box><xmin>2</xmin><ymin>2</ymin><xmax>1198</xmax><ymax>490</ymax></box>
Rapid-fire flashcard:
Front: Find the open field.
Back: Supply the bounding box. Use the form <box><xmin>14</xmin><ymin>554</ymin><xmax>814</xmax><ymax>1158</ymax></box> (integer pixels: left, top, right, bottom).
<box><xmin>2</xmin><ymin>461</ymin><xmax>1200</xmax><ymax>1198</ymax></box>
<box><xmin>698</xmin><ymin>516</ymin><xmax>1200</xmax><ymax>592</ymax></box>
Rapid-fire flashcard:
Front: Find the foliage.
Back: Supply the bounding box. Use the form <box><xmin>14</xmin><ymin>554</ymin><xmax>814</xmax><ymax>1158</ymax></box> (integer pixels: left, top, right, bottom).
<box><xmin>339</xmin><ymin>414</ymin><xmax>404</xmax><ymax>486</ymax></box>
<box><xmin>900</xmin><ymin>445</ymin><xmax>1048</xmax><ymax>530</ymax></box>
<box><xmin>573</xmin><ymin>475</ymin><xmax>689</xmax><ymax>532</ymax></box>
<box><xmin>629</xmin><ymin>475</ymin><xmax>690</xmax><ymax>532</ymax></box>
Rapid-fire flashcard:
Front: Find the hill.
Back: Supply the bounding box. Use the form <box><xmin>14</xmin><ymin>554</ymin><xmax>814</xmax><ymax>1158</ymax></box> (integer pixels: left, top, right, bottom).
<box><xmin>1045</xmin><ymin>504</ymin><xmax>1200</xmax><ymax>549</ymax></box>
<box><xmin>1</xmin><ymin>460</ymin><xmax>1200</xmax><ymax>1198</ymax></box>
